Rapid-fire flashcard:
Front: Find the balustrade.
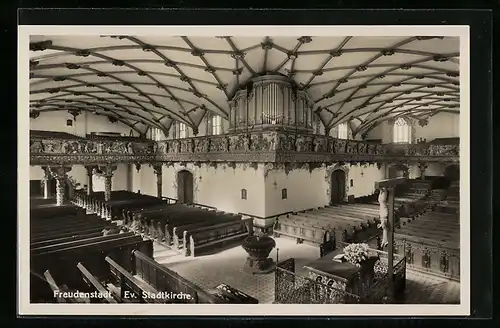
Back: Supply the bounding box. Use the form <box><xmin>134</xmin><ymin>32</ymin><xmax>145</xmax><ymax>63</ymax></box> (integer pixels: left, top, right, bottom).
<box><xmin>30</xmin><ymin>130</ymin><xmax>459</xmax><ymax>166</ymax></box>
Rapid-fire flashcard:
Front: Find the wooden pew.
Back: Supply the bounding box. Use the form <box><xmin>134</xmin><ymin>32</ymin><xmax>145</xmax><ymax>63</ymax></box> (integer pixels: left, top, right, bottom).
<box><xmin>31</xmin><ymin>230</ymin><xmax>109</xmax><ymax>248</ymax></box>
<box><xmin>42</xmin><ymin>270</ymin><xmax>73</xmax><ymax>303</ymax></box>
<box><xmin>296</xmin><ymin>213</ymin><xmax>359</xmax><ymax>242</ymax></box>
<box><xmin>126</xmin><ymin>205</ymin><xmax>188</xmax><ymax>237</ymax></box>
<box><xmin>309</xmin><ymin>209</ymin><xmax>372</xmax><ymax>228</ymax></box>
<box><xmin>31</xmin><ymin>221</ymin><xmax>117</xmax><ymax>242</ymax></box>
<box><xmin>400</xmin><ymin>217</ymin><xmax>459</xmax><ymax>229</ymax></box>
<box><xmin>126</xmin><ymin>204</ymin><xmax>191</xmax><ymax>229</ymax></box>
<box><xmin>31</xmin><ymin>232</ymin><xmax>137</xmax><ymax>255</ymax></box>
<box><xmin>132</xmin><ymin>250</ymin><xmax>228</xmax><ymax>303</ymax></box>
<box><xmin>124</xmin><ymin>203</ymin><xmax>182</xmax><ymax>223</ymax></box>
<box><xmin>31</xmin><ymin>223</ymin><xmax>117</xmax><ymax>243</ymax></box>
<box><xmin>395</xmin><ymin>232</ymin><xmax>460</xmax><ymax>280</ymax></box>
<box><xmin>394</xmin><ymin>207</ymin><xmax>460</xmax><ymax>280</ymax></box>
<box><xmin>172</xmin><ymin>213</ymin><xmax>241</xmax><ymax>249</ymax></box>
<box><xmin>77</xmin><ymin>191</ymin><xmax>166</xmax><ymax>220</ymax></box>
<box><xmin>138</xmin><ymin>206</ymin><xmax>213</xmax><ymax>242</ymax></box>
<box><xmin>105</xmin><ymin>256</ymin><xmax>163</xmax><ymax>303</ymax></box>
<box><xmin>188</xmin><ymin>219</ymin><xmax>252</xmax><ymax>257</ymax></box>
<box><xmin>161</xmin><ymin>209</ymin><xmax>229</xmax><ymax>244</ymax></box>
<box><xmin>31</xmin><ymin>204</ymin><xmax>82</xmax><ymax>220</ymax></box>
<box><xmin>77</xmin><ymin>262</ymin><xmax>118</xmax><ymax>303</ymax></box>
<box><xmin>333</xmin><ymin>204</ymin><xmax>380</xmax><ymax>216</ymax></box>
<box><xmin>126</xmin><ymin>202</ymin><xmax>181</xmax><ymax>217</ymax></box>
<box><xmin>106</xmin><ymin>196</ymin><xmax>167</xmax><ymax>220</ymax></box>
<box><xmin>397</xmin><ymin>226</ymin><xmax>459</xmax><ymax>243</ymax></box>
<box><xmin>31</xmin><ymin>214</ymin><xmax>108</xmax><ymax>232</ymax></box>
<box><xmin>319</xmin><ymin>206</ymin><xmax>378</xmax><ymax>223</ymax></box>
<box><xmin>273</xmin><ymin>218</ymin><xmax>335</xmax><ymax>245</ymax></box>
<box><xmin>38</xmin><ymin>269</ymin><xmax>92</xmax><ymax>303</ymax></box>
<box><xmin>31</xmin><ymin>234</ymin><xmax>153</xmax><ymax>290</ymax></box>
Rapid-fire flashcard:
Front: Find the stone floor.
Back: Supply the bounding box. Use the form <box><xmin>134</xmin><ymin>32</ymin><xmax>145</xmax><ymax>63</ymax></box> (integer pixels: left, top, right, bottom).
<box><xmin>153</xmin><ymin>237</ymin><xmax>460</xmax><ymax>304</ymax></box>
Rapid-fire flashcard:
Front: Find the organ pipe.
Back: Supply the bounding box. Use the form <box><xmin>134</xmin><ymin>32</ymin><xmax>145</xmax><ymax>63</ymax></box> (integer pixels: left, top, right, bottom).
<box><xmin>228</xmin><ymin>74</ymin><xmax>314</xmax><ymax>133</ymax></box>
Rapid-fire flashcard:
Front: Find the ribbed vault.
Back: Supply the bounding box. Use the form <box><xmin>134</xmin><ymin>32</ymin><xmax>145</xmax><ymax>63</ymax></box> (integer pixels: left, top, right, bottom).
<box><xmin>29</xmin><ymin>35</ymin><xmax>460</xmax><ymax>137</ymax></box>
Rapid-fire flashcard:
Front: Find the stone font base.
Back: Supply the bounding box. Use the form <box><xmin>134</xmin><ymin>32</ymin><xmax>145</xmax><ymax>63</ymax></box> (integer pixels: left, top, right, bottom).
<box><xmin>243</xmin><ymin>257</ymin><xmax>276</xmax><ymax>275</ymax></box>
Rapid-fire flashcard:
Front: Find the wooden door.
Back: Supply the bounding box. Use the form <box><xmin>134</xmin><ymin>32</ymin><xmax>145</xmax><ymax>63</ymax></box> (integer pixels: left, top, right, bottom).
<box><xmin>331</xmin><ymin>170</ymin><xmax>346</xmax><ymax>204</ymax></box>
<box><xmin>177</xmin><ymin>170</ymin><xmax>194</xmax><ymax>204</ymax></box>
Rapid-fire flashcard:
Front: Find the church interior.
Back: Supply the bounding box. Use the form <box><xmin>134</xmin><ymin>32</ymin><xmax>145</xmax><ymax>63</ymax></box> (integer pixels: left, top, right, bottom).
<box><xmin>27</xmin><ymin>34</ymin><xmax>461</xmax><ymax>305</ymax></box>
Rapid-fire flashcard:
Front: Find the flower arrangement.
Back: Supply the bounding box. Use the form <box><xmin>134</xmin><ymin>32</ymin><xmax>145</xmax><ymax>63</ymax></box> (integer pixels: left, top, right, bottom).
<box><xmin>342</xmin><ymin>243</ymin><xmax>370</xmax><ymax>267</ymax></box>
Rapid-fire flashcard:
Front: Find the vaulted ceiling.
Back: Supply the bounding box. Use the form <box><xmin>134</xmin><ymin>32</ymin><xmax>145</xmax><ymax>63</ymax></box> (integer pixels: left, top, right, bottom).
<box><xmin>29</xmin><ymin>35</ymin><xmax>460</xmax><ymax>136</ymax></box>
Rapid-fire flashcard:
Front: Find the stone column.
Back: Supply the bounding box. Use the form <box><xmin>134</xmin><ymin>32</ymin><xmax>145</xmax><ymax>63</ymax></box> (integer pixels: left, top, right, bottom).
<box><xmin>55</xmin><ymin>177</ymin><xmax>66</xmax><ymax>205</ymax></box>
<box><xmin>418</xmin><ymin>162</ymin><xmax>428</xmax><ymax>180</ymax></box>
<box><xmin>99</xmin><ymin>165</ymin><xmax>117</xmax><ymax>202</ymax></box>
<box><xmin>85</xmin><ymin>165</ymin><xmax>95</xmax><ymax>195</ymax></box>
<box><xmin>42</xmin><ymin>166</ymin><xmax>51</xmax><ymax>199</ymax></box>
<box><xmin>48</xmin><ymin>166</ymin><xmax>72</xmax><ymax>206</ymax></box>
<box><xmin>152</xmin><ymin>163</ymin><xmax>163</xmax><ymax>198</ymax></box>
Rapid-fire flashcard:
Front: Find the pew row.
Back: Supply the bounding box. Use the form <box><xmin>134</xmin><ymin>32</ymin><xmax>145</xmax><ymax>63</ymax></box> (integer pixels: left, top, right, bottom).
<box><xmin>394</xmin><ymin>210</ymin><xmax>460</xmax><ymax>280</ymax></box>
<box><xmin>187</xmin><ymin>218</ymin><xmax>253</xmax><ymax>257</ymax></box>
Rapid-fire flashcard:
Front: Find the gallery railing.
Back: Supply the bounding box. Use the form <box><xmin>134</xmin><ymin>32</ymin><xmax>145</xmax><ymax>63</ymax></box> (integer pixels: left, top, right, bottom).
<box><xmin>29</xmin><ymin>131</ymin><xmax>460</xmax><ymax>166</ymax></box>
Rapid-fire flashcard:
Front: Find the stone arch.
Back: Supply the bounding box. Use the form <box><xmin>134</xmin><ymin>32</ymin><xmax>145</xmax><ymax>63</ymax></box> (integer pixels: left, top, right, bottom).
<box><xmin>40</xmin><ymin>175</ymin><xmax>74</xmax><ymax>201</ymax></box>
<box><xmin>388</xmin><ymin>163</ymin><xmax>409</xmax><ymax>179</ymax></box>
<box><xmin>64</xmin><ymin>176</ymin><xmax>77</xmax><ymax>200</ymax></box>
<box><xmin>325</xmin><ymin>163</ymin><xmax>350</xmax><ymax>204</ymax></box>
<box><xmin>443</xmin><ymin>164</ymin><xmax>460</xmax><ymax>182</ymax></box>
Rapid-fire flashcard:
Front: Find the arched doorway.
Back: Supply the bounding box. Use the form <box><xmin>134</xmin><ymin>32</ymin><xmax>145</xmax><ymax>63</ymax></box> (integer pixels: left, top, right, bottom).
<box><xmin>48</xmin><ymin>178</ymin><xmax>57</xmax><ymax>196</ymax></box>
<box><xmin>388</xmin><ymin>164</ymin><xmax>408</xmax><ymax>179</ymax></box>
<box><xmin>177</xmin><ymin>170</ymin><xmax>194</xmax><ymax>204</ymax></box>
<box><xmin>47</xmin><ymin>178</ymin><xmax>72</xmax><ymax>200</ymax></box>
<box><xmin>330</xmin><ymin>169</ymin><xmax>346</xmax><ymax>205</ymax></box>
<box><xmin>444</xmin><ymin>165</ymin><xmax>460</xmax><ymax>182</ymax></box>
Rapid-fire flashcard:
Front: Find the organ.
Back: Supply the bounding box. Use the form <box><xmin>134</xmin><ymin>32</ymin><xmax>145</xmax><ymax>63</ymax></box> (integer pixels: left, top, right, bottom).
<box><xmin>228</xmin><ymin>74</ymin><xmax>313</xmax><ymax>133</ymax></box>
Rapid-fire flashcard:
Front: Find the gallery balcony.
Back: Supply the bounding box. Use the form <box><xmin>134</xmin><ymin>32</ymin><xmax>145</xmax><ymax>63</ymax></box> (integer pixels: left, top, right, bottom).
<box><xmin>29</xmin><ymin>130</ymin><xmax>460</xmax><ymax>166</ymax></box>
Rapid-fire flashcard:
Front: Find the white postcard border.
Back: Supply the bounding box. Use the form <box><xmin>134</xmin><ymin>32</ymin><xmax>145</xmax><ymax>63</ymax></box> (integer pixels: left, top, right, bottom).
<box><xmin>18</xmin><ymin>24</ymin><xmax>471</xmax><ymax>316</ymax></box>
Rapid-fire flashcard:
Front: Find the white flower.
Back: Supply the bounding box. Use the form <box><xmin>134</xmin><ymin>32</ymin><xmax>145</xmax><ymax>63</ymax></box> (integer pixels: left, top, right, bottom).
<box><xmin>342</xmin><ymin>243</ymin><xmax>370</xmax><ymax>265</ymax></box>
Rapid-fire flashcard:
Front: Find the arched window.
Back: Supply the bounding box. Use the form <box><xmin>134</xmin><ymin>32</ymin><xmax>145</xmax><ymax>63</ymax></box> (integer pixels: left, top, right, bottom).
<box><xmin>281</xmin><ymin>188</ymin><xmax>288</xmax><ymax>200</ymax></box>
<box><xmin>393</xmin><ymin>117</ymin><xmax>411</xmax><ymax>144</ymax></box>
<box><xmin>337</xmin><ymin>122</ymin><xmax>349</xmax><ymax>139</ymax></box>
<box><xmin>212</xmin><ymin>115</ymin><xmax>222</xmax><ymax>135</ymax></box>
<box><xmin>179</xmin><ymin>123</ymin><xmax>187</xmax><ymax>138</ymax></box>
<box><xmin>150</xmin><ymin>127</ymin><xmax>165</xmax><ymax>141</ymax></box>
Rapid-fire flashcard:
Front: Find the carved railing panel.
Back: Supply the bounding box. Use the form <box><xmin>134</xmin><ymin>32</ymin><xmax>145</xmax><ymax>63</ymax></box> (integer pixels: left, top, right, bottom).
<box><xmin>30</xmin><ymin>136</ymin><xmax>157</xmax><ymax>165</ymax></box>
<box><xmin>394</xmin><ymin>238</ymin><xmax>460</xmax><ymax>281</ymax></box>
<box><xmin>29</xmin><ymin>131</ymin><xmax>459</xmax><ymax>166</ymax></box>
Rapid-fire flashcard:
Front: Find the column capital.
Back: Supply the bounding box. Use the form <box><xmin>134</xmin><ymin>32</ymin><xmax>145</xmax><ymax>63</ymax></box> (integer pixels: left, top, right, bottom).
<box><xmin>85</xmin><ymin>165</ymin><xmax>97</xmax><ymax>173</ymax></box>
<box><xmin>98</xmin><ymin>164</ymin><xmax>117</xmax><ymax>177</ymax></box>
<box><xmin>47</xmin><ymin>165</ymin><xmax>72</xmax><ymax>179</ymax></box>
<box><xmin>417</xmin><ymin>161</ymin><xmax>429</xmax><ymax>170</ymax></box>
<box><xmin>151</xmin><ymin>162</ymin><xmax>163</xmax><ymax>175</ymax></box>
